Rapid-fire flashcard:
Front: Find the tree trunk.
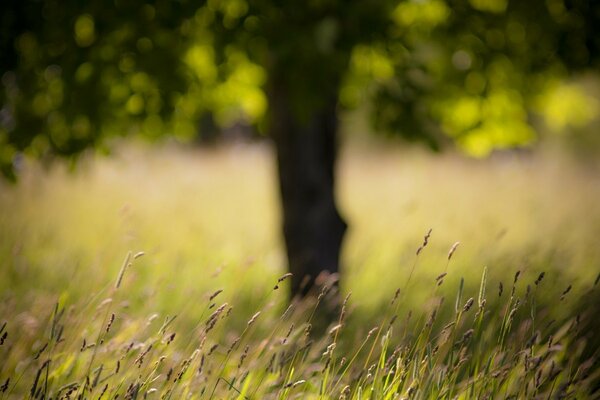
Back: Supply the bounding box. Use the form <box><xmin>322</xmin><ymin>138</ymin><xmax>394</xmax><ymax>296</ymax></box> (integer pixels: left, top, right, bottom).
<box><xmin>268</xmin><ymin>83</ymin><xmax>347</xmax><ymax>298</ymax></box>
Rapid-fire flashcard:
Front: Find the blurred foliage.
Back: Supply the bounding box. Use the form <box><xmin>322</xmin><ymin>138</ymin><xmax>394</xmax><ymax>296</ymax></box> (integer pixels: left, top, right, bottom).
<box><xmin>366</xmin><ymin>0</ymin><xmax>600</xmax><ymax>154</ymax></box>
<box><xmin>1</xmin><ymin>0</ymin><xmax>599</xmax><ymax>178</ymax></box>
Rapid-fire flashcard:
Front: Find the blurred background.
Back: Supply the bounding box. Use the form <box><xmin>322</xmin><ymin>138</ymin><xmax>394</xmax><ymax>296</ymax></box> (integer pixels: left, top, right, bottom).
<box><xmin>1</xmin><ymin>0</ymin><xmax>600</xmax><ymax>322</ymax></box>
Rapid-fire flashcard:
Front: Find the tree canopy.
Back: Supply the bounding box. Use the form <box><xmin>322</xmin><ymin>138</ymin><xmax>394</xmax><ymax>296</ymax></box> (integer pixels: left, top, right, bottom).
<box><xmin>1</xmin><ymin>0</ymin><xmax>599</xmax><ymax>178</ymax></box>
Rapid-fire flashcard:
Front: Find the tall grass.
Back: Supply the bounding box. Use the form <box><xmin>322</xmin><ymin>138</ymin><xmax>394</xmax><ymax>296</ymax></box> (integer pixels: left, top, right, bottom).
<box><xmin>0</xmin><ymin>140</ymin><xmax>599</xmax><ymax>398</ymax></box>
<box><xmin>0</xmin><ymin>242</ymin><xmax>598</xmax><ymax>398</ymax></box>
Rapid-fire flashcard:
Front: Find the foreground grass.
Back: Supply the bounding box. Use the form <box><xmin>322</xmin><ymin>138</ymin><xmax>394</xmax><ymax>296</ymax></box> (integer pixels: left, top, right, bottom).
<box><xmin>0</xmin><ymin>140</ymin><xmax>599</xmax><ymax>398</ymax></box>
<box><xmin>1</xmin><ymin>246</ymin><xmax>598</xmax><ymax>399</ymax></box>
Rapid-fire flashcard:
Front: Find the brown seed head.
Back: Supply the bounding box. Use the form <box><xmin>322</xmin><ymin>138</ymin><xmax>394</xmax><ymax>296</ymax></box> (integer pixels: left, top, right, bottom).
<box><xmin>106</xmin><ymin>313</ymin><xmax>115</xmax><ymax>333</ymax></box>
<box><xmin>463</xmin><ymin>298</ymin><xmax>474</xmax><ymax>312</ymax></box>
<box><xmin>416</xmin><ymin>228</ymin><xmax>432</xmax><ymax>255</ymax></box>
<box><xmin>535</xmin><ymin>272</ymin><xmax>545</xmax><ymax>286</ymax></box>
<box><xmin>209</xmin><ymin>289</ymin><xmax>223</xmax><ymax>301</ymax></box>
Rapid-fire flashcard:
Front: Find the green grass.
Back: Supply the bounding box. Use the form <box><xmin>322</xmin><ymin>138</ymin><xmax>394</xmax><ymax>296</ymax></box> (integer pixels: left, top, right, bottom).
<box><xmin>0</xmin><ymin>140</ymin><xmax>599</xmax><ymax>399</ymax></box>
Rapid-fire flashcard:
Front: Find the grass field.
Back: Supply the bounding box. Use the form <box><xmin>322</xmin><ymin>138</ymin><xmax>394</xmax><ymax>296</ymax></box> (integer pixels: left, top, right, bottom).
<box><xmin>1</xmin><ymin>139</ymin><xmax>599</xmax><ymax>399</ymax></box>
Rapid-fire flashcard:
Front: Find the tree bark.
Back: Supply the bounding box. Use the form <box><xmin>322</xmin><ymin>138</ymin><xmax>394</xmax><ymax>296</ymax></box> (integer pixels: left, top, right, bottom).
<box><xmin>268</xmin><ymin>83</ymin><xmax>347</xmax><ymax>298</ymax></box>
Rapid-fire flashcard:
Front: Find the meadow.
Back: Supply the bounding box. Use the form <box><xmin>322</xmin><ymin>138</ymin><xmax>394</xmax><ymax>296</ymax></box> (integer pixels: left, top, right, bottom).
<box><xmin>0</xmin><ymin>139</ymin><xmax>599</xmax><ymax>399</ymax></box>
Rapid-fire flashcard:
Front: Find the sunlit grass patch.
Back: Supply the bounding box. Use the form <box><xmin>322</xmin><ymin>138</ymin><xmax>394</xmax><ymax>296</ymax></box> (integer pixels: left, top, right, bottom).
<box><xmin>0</xmin><ymin>140</ymin><xmax>599</xmax><ymax>398</ymax></box>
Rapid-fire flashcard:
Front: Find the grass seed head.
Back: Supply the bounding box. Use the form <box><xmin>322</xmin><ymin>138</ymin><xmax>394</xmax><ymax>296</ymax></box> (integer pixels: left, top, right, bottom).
<box><xmin>448</xmin><ymin>241</ymin><xmax>460</xmax><ymax>260</ymax></box>
<box><xmin>1</xmin><ymin>378</ymin><xmax>9</xmax><ymax>393</ymax></box>
<box><xmin>463</xmin><ymin>297</ymin><xmax>474</xmax><ymax>312</ymax></box>
<box><xmin>535</xmin><ymin>272</ymin><xmax>545</xmax><ymax>286</ymax></box>
<box><xmin>106</xmin><ymin>313</ymin><xmax>115</xmax><ymax>333</ymax></box>
<box><xmin>416</xmin><ymin>228</ymin><xmax>433</xmax><ymax>255</ymax></box>
<box><xmin>304</xmin><ymin>324</ymin><xmax>312</xmax><ymax>337</ymax></box>
<box><xmin>238</xmin><ymin>345</ymin><xmax>249</xmax><ymax>369</ymax></box>
<box><xmin>227</xmin><ymin>337</ymin><xmax>240</xmax><ymax>354</ymax></box>
<box><xmin>367</xmin><ymin>327</ymin><xmax>379</xmax><ymax>338</ymax></box>
<box><xmin>274</xmin><ymin>273</ymin><xmax>293</xmax><ymax>290</ymax></box>
<box><xmin>208</xmin><ymin>344</ymin><xmax>218</xmax><ymax>356</ymax></box>
<box><xmin>323</xmin><ymin>343</ymin><xmax>336</xmax><ymax>357</ymax></box>
<box><xmin>560</xmin><ymin>285</ymin><xmax>572</xmax><ymax>300</ymax></box>
<box><xmin>247</xmin><ymin>311</ymin><xmax>261</xmax><ymax>326</ymax></box>
<box><xmin>317</xmin><ymin>285</ymin><xmax>330</xmax><ymax>301</ymax></box>
<box><xmin>281</xmin><ymin>323</ymin><xmax>294</xmax><ymax>345</ymax></box>
<box><xmin>329</xmin><ymin>324</ymin><xmax>342</xmax><ymax>335</ymax></box>
<box><xmin>391</xmin><ymin>288</ymin><xmax>401</xmax><ymax>305</ymax></box>
<box><xmin>209</xmin><ymin>289</ymin><xmax>223</xmax><ymax>301</ymax></box>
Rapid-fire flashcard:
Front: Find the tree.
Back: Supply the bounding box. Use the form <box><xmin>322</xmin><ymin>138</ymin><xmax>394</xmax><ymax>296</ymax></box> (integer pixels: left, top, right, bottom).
<box><xmin>1</xmin><ymin>0</ymin><xmax>598</xmax><ymax>297</ymax></box>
